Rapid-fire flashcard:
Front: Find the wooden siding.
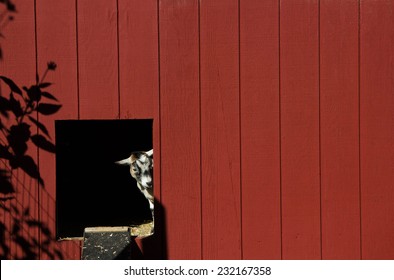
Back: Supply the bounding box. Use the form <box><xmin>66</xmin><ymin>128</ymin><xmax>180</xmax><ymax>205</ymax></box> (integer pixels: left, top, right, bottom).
<box><xmin>1</xmin><ymin>0</ymin><xmax>394</xmax><ymax>260</ymax></box>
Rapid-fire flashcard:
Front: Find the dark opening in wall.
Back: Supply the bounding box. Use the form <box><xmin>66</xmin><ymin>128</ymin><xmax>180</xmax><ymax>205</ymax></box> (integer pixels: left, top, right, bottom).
<box><xmin>55</xmin><ymin>119</ymin><xmax>153</xmax><ymax>239</ymax></box>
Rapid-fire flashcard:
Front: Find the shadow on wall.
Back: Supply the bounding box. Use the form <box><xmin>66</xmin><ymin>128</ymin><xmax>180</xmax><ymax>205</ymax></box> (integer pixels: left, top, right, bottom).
<box><xmin>142</xmin><ymin>200</ymin><xmax>168</xmax><ymax>260</ymax></box>
<box><xmin>129</xmin><ymin>199</ymin><xmax>168</xmax><ymax>260</ymax></box>
<box><xmin>0</xmin><ymin>0</ymin><xmax>64</xmax><ymax>259</ymax></box>
<box><xmin>85</xmin><ymin>200</ymin><xmax>167</xmax><ymax>260</ymax></box>
<box><xmin>0</xmin><ymin>1</ymin><xmax>167</xmax><ymax>259</ymax></box>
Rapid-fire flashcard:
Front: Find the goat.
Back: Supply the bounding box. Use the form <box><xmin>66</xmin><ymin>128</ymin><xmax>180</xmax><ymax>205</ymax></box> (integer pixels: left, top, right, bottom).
<box><xmin>115</xmin><ymin>149</ymin><xmax>154</xmax><ymax>220</ymax></box>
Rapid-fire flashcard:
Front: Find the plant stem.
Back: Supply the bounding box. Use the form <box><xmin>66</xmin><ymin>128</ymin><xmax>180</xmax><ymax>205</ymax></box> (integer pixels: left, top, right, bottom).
<box><xmin>17</xmin><ymin>99</ymin><xmax>33</xmax><ymax>125</ymax></box>
<box><xmin>40</xmin><ymin>68</ymin><xmax>49</xmax><ymax>84</ymax></box>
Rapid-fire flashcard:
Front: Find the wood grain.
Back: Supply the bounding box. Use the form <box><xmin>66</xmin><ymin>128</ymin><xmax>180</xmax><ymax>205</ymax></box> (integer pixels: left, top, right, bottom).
<box><xmin>36</xmin><ymin>0</ymin><xmax>80</xmax><ymax>259</ymax></box>
<box><xmin>77</xmin><ymin>0</ymin><xmax>119</xmax><ymax>119</ymax></box>
<box><xmin>240</xmin><ymin>0</ymin><xmax>281</xmax><ymax>259</ymax></box>
<box><xmin>159</xmin><ymin>0</ymin><xmax>201</xmax><ymax>259</ymax></box>
<box><xmin>0</xmin><ymin>0</ymin><xmax>38</xmax><ymax>259</ymax></box>
<box><xmin>280</xmin><ymin>0</ymin><xmax>321</xmax><ymax>259</ymax></box>
<box><xmin>1</xmin><ymin>0</ymin><xmax>394</xmax><ymax>260</ymax></box>
<box><xmin>118</xmin><ymin>0</ymin><xmax>163</xmax><ymax>259</ymax></box>
<box><xmin>360</xmin><ymin>0</ymin><xmax>394</xmax><ymax>259</ymax></box>
<box><xmin>119</xmin><ymin>0</ymin><xmax>157</xmax><ymax>120</ymax></box>
<box><xmin>200</xmin><ymin>0</ymin><xmax>241</xmax><ymax>259</ymax></box>
<box><xmin>320</xmin><ymin>0</ymin><xmax>361</xmax><ymax>260</ymax></box>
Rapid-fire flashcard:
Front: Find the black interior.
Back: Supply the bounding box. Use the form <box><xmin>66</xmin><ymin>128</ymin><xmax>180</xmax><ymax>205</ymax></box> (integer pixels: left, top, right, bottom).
<box><xmin>55</xmin><ymin>119</ymin><xmax>153</xmax><ymax>239</ymax></box>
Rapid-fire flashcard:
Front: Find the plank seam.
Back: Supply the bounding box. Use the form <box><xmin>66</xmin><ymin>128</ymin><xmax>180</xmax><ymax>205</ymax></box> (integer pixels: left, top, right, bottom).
<box><xmin>278</xmin><ymin>0</ymin><xmax>283</xmax><ymax>260</ymax></box>
<box><xmin>156</xmin><ymin>0</ymin><xmax>165</xmax><ymax>259</ymax></box>
<box><xmin>358</xmin><ymin>0</ymin><xmax>363</xmax><ymax>260</ymax></box>
<box><xmin>116</xmin><ymin>0</ymin><xmax>121</xmax><ymax>119</ymax></box>
<box><xmin>75</xmin><ymin>0</ymin><xmax>80</xmax><ymax>120</ymax></box>
<box><xmin>198</xmin><ymin>0</ymin><xmax>203</xmax><ymax>260</ymax></box>
<box><xmin>33</xmin><ymin>0</ymin><xmax>41</xmax><ymax>260</ymax></box>
<box><xmin>318</xmin><ymin>0</ymin><xmax>323</xmax><ymax>260</ymax></box>
<box><xmin>238</xmin><ymin>0</ymin><xmax>243</xmax><ymax>260</ymax></box>
<box><xmin>75</xmin><ymin>0</ymin><xmax>82</xmax><ymax>253</ymax></box>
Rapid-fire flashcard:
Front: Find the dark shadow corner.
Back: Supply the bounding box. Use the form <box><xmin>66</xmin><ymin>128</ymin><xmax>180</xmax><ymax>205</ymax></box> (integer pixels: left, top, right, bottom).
<box><xmin>141</xmin><ymin>199</ymin><xmax>167</xmax><ymax>259</ymax></box>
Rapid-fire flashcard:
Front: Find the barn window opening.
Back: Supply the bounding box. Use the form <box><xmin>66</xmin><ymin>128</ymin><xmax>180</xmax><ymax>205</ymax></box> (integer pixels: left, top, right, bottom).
<box><xmin>55</xmin><ymin>119</ymin><xmax>153</xmax><ymax>240</ymax></box>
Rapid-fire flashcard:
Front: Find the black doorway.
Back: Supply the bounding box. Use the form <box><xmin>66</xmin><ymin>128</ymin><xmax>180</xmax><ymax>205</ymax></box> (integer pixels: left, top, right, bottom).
<box><xmin>55</xmin><ymin>119</ymin><xmax>153</xmax><ymax>239</ymax></box>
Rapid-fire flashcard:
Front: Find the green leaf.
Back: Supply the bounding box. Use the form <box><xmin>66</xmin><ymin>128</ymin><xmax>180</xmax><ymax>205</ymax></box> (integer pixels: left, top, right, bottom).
<box><xmin>37</xmin><ymin>103</ymin><xmax>61</xmax><ymax>115</ymax></box>
<box><xmin>0</xmin><ymin>76</ymin><xmax>22</xmax><ymax>95</ymax></box>
<box><xmin>31</xmin><ymin>134</ymin><xmax>56</xmax><ymax>153</ymax></box>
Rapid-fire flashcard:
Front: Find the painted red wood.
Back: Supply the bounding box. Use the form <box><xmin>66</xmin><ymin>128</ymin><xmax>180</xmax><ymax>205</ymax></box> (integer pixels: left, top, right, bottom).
<box><xmin>320</xmin><ymin>0</ymin><xmax>361</xmax><ymax>260</ymax></box>
<box><xmin>240</xmin><ymin>0</ymin><xmax>281</xmax><ymax>259</ymax></box>
<box><xmin>77</xmin><ymin>0</ymin><xmax>119</xmax><ymax>119</ymax></box>
<box><xmin>159</xmin><ymin>0</ymin><xmax>201</xmax><ymax>259</ymax></box>
<box><xmin>35</xmin><ymin>0</ymin><xmax>80</xmax><ymax>260</ymax></box>
<box><xmin>119</xmin><ymin>0</ymin><xmax>157</xmax><ymax>120</ymax></box>
<box><xmin>2</xmin><ymin>0</ymin><xmax>394</xmax><ymax>260</ymax></box>
<box><xmin>360</xmin><ymin>0</ymin><xmax>394</xmax><ymax>260</ymax></box>
<box><xmin>118</xmin><ymin>0</ymin><xmax>162</xmax><ymax>259</ymax></box>
<box><xmin>200</xmin><ymin>0</ymin><xmax>241</xmax><ymax>259</ymax></box>
<box><xmin>0</xmin><ymin>0</ymin><xmax>39</xmax><ymax>259</ymax></box>
<box><xmin>280</xmin><ymin>0</ymin><xmax>321</xmax><ymax>259</ymax></box>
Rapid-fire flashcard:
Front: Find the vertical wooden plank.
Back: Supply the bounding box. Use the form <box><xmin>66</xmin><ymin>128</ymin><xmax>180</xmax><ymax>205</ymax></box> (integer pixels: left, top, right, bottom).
<box><xmin>360</xmin><ymin>0</ymin><xmax>394</xmax><ymax>259</ymax></box>
<box><xmin>240</xmin><ymin>0</ymin><xmax>281</xmax><ymax>259</ymax></box>
<box><xmin>36</xmin><ymin>0</ymin><xmax>80</xmax><ymax>259</ymax></box>
<box><xmin>280</xmin><ymin>0</ymin><xmax>321</xmax><ymax>259</ymax></box>
<box><xmin>78</xmin><ymin>0</ymin><xmax>118</xmax><ymax>119</ymax></box>
<box><xmin>200</xmin><ymin>0</ymin><xmax>241</xmax><ymax>259</ymax></box>
<box><xmin>0</xmin><ymin>0</ymin><xmax>39</xmax><ymax>259</ymax></box>
<box><xmin>320</xmin><ymin>0</ymin><xmax>360</xmax><ymax>260</ymax></box>
<box><xmin>119</xmin><ymin>0</ymin><xmax>157</xmax><ymax>119</ymax></box>
<box><xmin>159</xmin><ymin>0</ymin><xmax>201</xmax><ymax>259</ymax></box>
<box><xmin>118</xmin><ymin>0</ymin><xmax>162</xmax><ymax>259</ymax></box>
<box><xmin>0</xmin><ymin>160</ymin><xmax>10</xmax><ymax>259</ymax></box>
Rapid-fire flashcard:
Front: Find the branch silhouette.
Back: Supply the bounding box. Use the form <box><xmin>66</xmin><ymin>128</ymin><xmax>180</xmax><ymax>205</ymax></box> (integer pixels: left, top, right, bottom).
<box><xmin>0</xmin><ymin>61</ymin><xmax>61</xmax><ymax>187</ymax></box>
<box><xmin>0</xmin><ymin>0</ymin><xmax>16</xmax><ymax>60</ymax></box>
<box><xmin>0</xmin><ymin>1</ymin><xmax>64</xmax><ymax>259</ymax></box>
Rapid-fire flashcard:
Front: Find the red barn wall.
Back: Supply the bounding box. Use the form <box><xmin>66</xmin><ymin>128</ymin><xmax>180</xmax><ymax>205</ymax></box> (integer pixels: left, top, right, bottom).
<box><xmin>1</xmin><ymin>0</ymin><xmax>393</xmax><ymax>260</ymax></box>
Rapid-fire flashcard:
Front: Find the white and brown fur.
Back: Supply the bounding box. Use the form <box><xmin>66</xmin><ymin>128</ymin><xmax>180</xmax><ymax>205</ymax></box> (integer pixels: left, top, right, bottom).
<box><xmin>115</xmin><ymin>149</ymin><xmax>154</xmax><ymax>219</ymax></box>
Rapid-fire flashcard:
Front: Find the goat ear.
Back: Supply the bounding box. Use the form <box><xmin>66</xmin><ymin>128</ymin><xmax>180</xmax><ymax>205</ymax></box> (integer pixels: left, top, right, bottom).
<box><xmin>145</xmin><ymin>149</ymin><xmax>153</xmax><ymax>157</ymax></box>
<box><xmin>115</xmin><ymin>157</ymin><xmax>132</xmax><ymax>165</ymax></box>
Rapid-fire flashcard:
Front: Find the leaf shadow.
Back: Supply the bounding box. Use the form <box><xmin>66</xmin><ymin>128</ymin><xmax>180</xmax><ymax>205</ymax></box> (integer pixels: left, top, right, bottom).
<box><xmin>1</xmin><ymin>1</ymin><xmax>63</xmax><ymax>259</ymax></box>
